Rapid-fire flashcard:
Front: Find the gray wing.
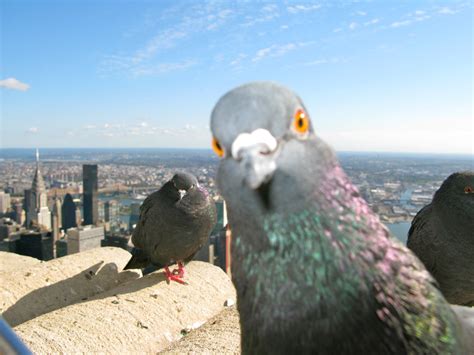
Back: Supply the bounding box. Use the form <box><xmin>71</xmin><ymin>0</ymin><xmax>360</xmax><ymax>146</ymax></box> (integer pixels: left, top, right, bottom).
<box><xmin>131</xmin><ymin>190</ymin><xmax>163</xmax><ymax>249</ymax></box>
<box><xmin>406</xmin><ymin>204</ymin><xmax>440</xmax><ymax>273</ymax></box>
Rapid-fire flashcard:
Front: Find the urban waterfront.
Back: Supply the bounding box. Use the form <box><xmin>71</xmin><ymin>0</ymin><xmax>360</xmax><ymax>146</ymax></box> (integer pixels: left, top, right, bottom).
<box><xmin>1</xmin><ymin>148</ymin><xmax>471</xmax><ymax>248</ymax></box>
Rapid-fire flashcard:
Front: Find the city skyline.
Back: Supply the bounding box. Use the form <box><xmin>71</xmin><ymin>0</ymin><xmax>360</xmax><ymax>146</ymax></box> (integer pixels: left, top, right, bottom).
<box><xmin>1</xmin><ymin>1</ymin><xmax>472</xmax><ymax>154</ymax></box>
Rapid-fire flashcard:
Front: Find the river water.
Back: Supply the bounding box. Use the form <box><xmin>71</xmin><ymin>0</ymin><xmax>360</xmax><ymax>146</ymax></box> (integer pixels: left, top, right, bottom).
<box><xmin>385</xmin><ymin>222</ymin><xmax>411</xmax><ymax>244</ymax></box>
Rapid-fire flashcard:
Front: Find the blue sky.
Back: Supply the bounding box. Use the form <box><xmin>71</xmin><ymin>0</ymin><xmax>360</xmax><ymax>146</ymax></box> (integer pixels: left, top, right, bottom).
<box><xmin>1</xmin><ymin>0</ymin><xmax>472</xmax><ymax>153</ymax></box>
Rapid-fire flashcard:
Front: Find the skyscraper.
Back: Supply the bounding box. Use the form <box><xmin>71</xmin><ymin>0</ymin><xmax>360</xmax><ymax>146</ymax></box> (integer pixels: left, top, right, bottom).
<box><xmin>62</xmin><ymin>193</ymin><xmax>77</xmax><ymax>231</ymax></box>
<box><xmin>30</xmin><ymin>149</ymin><xmax>51</xmax><ymax>230</ymax></box>
<box><xmin>24</xmin><ymin>189</ymin><xmax>34</xmax><ymax>227</ymax></box>
<box><xmin>98</xmin><ymin>200</ymin><xmax>105</xmax><ymax>222</ymax></box>
<box><xmin>0</xmin><ymin>191</ymin><xmax>11</xmax><ymax>214</ymax></box>
<box><xmin>13</xmin><ymin>202</ymin><xmax>24</xmax><ymax>225</ymax></box>
<box><xmin>105</xmin><ymin>200</ymin><xmax>119</xmax><ymax>223</ymax></box>
<box><xmin>83</xmin><ymin>164</ymin><xmax>98</xmax><ymax>226</ymax></box>
<box><xmin>53</xmin><ymin>197</ymin><xmax>62</xmax><ymax>229</ymax></box>
<box><xmin>51</xmin><ymin>196</ymin><xmax>62</xmax><ymax>242</ymax></box>
<box><xmin>16</xmin><ymin>231</ymin><xmax>54</xmax><ymax>261</ymax></box>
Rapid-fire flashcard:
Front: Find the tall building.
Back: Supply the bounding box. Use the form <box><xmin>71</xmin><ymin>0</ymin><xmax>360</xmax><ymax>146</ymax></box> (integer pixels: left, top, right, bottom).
<box><xmin>129</xmin><ymin>203</ymin><xmax>141</xmax><ymax>231</ymax></box>
<box><xmin>62</xmin><ymin>193</ymin><xmax>77</xmax><ymax>231</ymax></box>
<box><xmin>66</xmin><ymin>225</ymin><xmax>104</xmax><ymax>254</ymax></box>
<box><xmin>0</xmin><ymin>217</ymin><xmax>24</xmax><ymax>240</ymax></box>
<box><xmin>0</xmin><ymin>191</ymin><xmax>11</xmax><ymax>214</ymax></box>
<box><xmin>105</xmin><ymin>200</ymin><xmax>119</xmax><ymax>226</ymax></box>
<box><xmin>53</xmin><ymin>197</ymin><xmax>62</xmax><ymax>230</ymax></box>
<box><xmin>83</xmin><ymin>164</ymin><xmax>98</xmax><ymax>226</ymax></box>
<box><xmin>16</xmin><ymin>231</ymin><xmax>54</xmax><ymax>261</ymax></box>
<box><xmin>30</xmin><ymin>149</ymin><xmax>51</xmax><ymax>230</ymax></box>
<box><xmin>51</xmin><ymin>197</ymin><xmax>63</xmax><ymax>243</ymax></box>
<box><xmin>23</xmin><ymin>189</ymin><xmax>34</xmax><ymax>227</ymax></box>
<box><xmin>13</xmin><ymin>202</ymin><xmax>24</xmax><ymax>225</ymax></box>
<box><xmin>98</xmin><ymin>200</ymin><xmax>105</xmax><ymax>222</ymax></box>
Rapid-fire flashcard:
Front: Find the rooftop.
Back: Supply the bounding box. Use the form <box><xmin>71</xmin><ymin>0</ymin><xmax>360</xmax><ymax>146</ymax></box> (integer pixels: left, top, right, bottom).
<box><xmin>0</xmin><ymin>248</ymin><xmax>239</xmax><ymax>353</ymax></box>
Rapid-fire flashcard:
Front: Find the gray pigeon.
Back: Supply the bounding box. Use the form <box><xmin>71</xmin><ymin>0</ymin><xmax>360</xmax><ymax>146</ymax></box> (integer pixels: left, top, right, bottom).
<box><xmin>407</xmin><ymin>171</ymin><xmax>474</xmax><ymax>306</ymax></box>
<box><xmin>124</xmin><ymin>172</ymin><xmax>217</xmax><ymax>284</ymax></box>
<box><xmin>210</xmin><ymin>81</ymin><xmax>474</xmax><ymax>354</ymax></box>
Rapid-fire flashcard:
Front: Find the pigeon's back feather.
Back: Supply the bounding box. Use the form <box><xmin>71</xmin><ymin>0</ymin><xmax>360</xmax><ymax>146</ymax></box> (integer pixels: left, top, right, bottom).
<box><xmin>406</xmin><ymin>203</ymin><xmax>440</xmax><ymax>271</ymax></box>
<box><xmin>232</xmin><ymin>166</ymin><xmax>464</xmax><ymax>354</ymax></box>
<box><xmin>407</xmin><ymin>172</ymin><xmax>474</xmax><ymax>306</ymax></box>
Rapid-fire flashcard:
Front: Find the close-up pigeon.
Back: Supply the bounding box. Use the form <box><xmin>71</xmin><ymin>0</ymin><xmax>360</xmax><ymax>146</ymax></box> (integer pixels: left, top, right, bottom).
<box><xmin>210</xmin><ymin>81</ymin><xmax>474</xmax><ymax>353</ymax></box>
<box><xmin>407</xmin><ymin>171</ymin><xmax>474</xmax><ymax>306</ymax></box>
<box><xmin>124</xmin><ymin>172</ymin><xmax>217</xmax><ymax>284</ymax></box>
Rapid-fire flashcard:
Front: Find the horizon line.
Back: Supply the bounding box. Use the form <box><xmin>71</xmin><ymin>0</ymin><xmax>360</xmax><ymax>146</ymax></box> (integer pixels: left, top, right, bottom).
<box><xmin>0</xmin><ymin>147</ymin><xmax>472</xmax><ymax>157</ymax></box>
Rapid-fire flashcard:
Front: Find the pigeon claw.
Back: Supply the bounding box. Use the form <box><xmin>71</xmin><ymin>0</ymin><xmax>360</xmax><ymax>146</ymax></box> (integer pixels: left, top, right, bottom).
<box><xmin>164</xmin><ymin>264</ymin><xmax>188</xmax><ymax>285</ymax></box>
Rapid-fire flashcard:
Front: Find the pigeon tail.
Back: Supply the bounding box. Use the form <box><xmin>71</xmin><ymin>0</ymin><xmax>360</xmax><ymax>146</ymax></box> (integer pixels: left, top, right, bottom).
<box><xmin>123</xmin><ymin>248</ymin><xmax>150</xmax><ymax>270</ymax></box>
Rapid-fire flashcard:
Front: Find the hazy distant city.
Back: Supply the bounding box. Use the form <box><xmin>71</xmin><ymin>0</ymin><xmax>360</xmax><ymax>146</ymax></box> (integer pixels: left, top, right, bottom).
<box><xmin>0</xmin><ymin>148</ymin><xmax>472</xmax><ymax>250</ymax></box>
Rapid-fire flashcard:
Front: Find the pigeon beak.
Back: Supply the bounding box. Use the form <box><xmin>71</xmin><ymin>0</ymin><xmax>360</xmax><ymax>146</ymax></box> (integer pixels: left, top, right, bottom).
<box><xmin>179</xmin><ymin>189</ymin><xmax>186</xmax><ymax>199</ymax></box>
<box><xmin>231</xmin><ymin>129</ymin><xmax>278</xmax><ymax>189</ymax></box>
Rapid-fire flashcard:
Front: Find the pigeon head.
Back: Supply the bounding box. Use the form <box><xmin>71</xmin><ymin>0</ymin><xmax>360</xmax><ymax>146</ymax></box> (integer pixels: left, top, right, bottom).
<box><xmin>210</xmin><ymin>81</ymin><xmax>337</xmax><ymax>215</ymax></box>
<box><xmin>435</xmin><ymin>171</ymin><xmax>474</xmax><ymax>198</ymax></box>
<box><xmin>433</xmin><ymin>171</ymin><xmax>474</xmax><ymax>221</ymax></box>
<box><xmin>169</xmin><ymin>172</ymin><xmax>198</xmax><ymax>199</ymax></box>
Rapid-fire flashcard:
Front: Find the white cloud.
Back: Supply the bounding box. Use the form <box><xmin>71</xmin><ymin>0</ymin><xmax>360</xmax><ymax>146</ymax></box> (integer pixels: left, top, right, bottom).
<box><xmin>252</xmin><ymin>42</ymin><xmax>312</xmax><ymax>62</ymax></box>
<box><xmin>26</xmin><ymin>127</ymin><xmax>39</xmax><ymax>134</ymax></box>
<box><xmin>134</xmin><ymin>30</ymin><xmax>187</xmax><ymax>63</ymax></box>
<box><xmin>287</xmin><ymin>4</ymin><xmax>321</xmax><ymax>14</ymax></box>
<box><xmin>389</xmin><ymin>8</ymin><xmax>436</xmax><ymax>29</ymax></box>
<box><xmin>230</xmin><ymin>53</ymin><xmax>248</xmax><ymax>67</ymax></box>
<box><xmin>280</xmin><ymin>24</ymin><xmax>289</xmax><ymax>30</ymax></box>
<box><xmin>333</xmin><ymin>28</ymin><xmax>343</xmax><ymax>33</ymax></box>
<box><xmin>390</xmin><ymin>12</ymin><xmax>430</xmax><ymax>28</ymax></box>
<box><xmin>0</xmin><ymin>78</ymin><xmax>30</xmax><ymax>91</ymax></box>
<box><xmin>355</xmin><ymin>11</ymin><xmax>367</xmax><ymax>16</ymax></box>
<box><xmin>364</xmin><ymin>18</ymin><xmax>380</xmax><ymax>26</ymax></box>
<box><xmin>304</xmin><ymin>59</ymin><xmax>328</xmax><ymax>66</ymax></box>
<box><xmin>241</xmin><ymin>4</ymin><xmax>280</xmax><ymax>27</ymax></box>
<box><xmin>184</xmin><ymin>123</ymin><xmax>197</xmax><ymax>131</ymax></box>
<box><xmin>390</xmin><ymin>20</ymin><xmax>412</xmax><ymax>28</ymax></box>
<box><xmin>438</xmin><ymin>7</ymin><xmax>457</xmax><ymax>15</ymax></box>
<box><xmin>414</xmin><ymin>14</ymin><xmax>431</xmax><ymax>22</ymax></box>
<box><xmin>101</xmin><ymin>3</ymin><xmax>235</xmax><ymax>76</ymax></box>
<box><xmin>303</xmin><ymin>58</ymin><xmax>345</xmax><ymax>66</ymax></box>
<box><xmin>131</xmin><ymin>60</ymin><xmax>197</xmax><ymax>77</ymax></box>
<box><xmin>207</xmin><ymin>9</ymin><xmax>234</xmax><ymax>30</ymax></box>
<box><xmin>349</xmin><ymin>22</ymin><xmax>358</xmax><ymax>30</ymax></box>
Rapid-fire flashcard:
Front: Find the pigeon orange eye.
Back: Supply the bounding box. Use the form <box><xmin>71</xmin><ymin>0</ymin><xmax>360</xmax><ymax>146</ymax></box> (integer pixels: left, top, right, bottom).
<box><xmin>212</xmin><ymin>137</ymin><xmax>225</xmax><ymax>157</ymax></box>
<box><xmin>293</xmin><ymin>109</ymin><xmax>309</xmax><ymax>134</ymax></box>
<box><xmin>464</xmin><ymin>186</ymin><xmax>473</xmax><ymax>193</ymax></box>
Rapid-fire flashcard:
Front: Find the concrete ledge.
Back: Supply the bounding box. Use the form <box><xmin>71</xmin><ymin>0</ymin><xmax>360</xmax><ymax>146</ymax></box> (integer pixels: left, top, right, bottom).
<box><xmin>1</xmin><ymin>247</ymin><xmax>141</xmax><ymax>327</ymax></box>
<box><xmin>161</xmin><ymin>306</ymin><xmax>241</xmax><ymax>354</ymax></box>
<box><xmin>0</xmin><ymin>252</ymin><xmax>42</xmax><ymax>272</ymax></box>
<box><xmin>15</xmin><ymin>261</ymin><xmax>236</xmax><ymax>354</ymax></box>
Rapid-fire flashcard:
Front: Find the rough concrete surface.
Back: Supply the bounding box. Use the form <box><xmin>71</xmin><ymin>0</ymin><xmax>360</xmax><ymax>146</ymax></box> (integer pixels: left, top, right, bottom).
<box><xmin>0</xmin><ymin>252</ymin><xmax>42</xmax><ymax>272</ymax></box>
<box><xmin>1</xmin><ymin>247</ymin><xmax>141</xmax><ymax>326</ymax></box>
<box><xmin>160</xmin><ymin>306</ymin><xmax>241</xmax><ymax>355</ymax></box>
<box><xmin>14</xmin><ymin>261</ymin><xmax>236</xmax><ymax>354</ymax></box>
